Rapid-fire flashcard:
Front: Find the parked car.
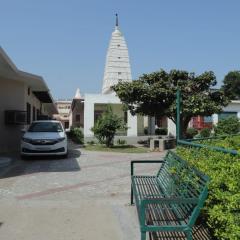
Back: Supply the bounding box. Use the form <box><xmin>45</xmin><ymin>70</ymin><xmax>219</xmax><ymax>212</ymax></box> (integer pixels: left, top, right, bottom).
<box><xmin>21</xmin><ymin>120</ymin><xmax>68</xmax><ymax>158</ymax></box>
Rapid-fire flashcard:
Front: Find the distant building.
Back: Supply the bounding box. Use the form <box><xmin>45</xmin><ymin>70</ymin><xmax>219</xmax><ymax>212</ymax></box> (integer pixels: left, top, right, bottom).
<box><xmin>0</xmin><ymin>47</ymin><xmax>57</xmax><ymax>152</ymax></box>
<box><xmin>189</xmin><ymin>100</ymin><xmax>240</xmax><ymax>130</ymax></box>
<box><xmin>54</xmin><ymin>99</ymin><xmax>72</xmax><ymax>129</ymax></box>
<box><xmin>69</xmin><ymin>88</ymin><xmax>84</xmax><ymax>129</ymax></box>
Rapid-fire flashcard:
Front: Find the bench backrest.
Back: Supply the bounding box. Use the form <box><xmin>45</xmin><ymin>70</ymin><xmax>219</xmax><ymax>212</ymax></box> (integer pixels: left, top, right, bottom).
<box><xmin>157</xmin><ymin>151</ymin><xmax>209</xmax><ymax>201</ymax></box>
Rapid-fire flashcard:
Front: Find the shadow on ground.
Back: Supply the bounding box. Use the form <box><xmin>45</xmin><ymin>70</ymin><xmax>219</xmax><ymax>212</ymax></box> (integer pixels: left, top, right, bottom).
<box><xmin>0</xmin><ymin>148</ymin><xmax>81</xmax><ymax>179</ymax></box>
<box><xmin>149</xmin><ymin>223</ymin><xmax>212</xmax><ymax>240</ymax></box>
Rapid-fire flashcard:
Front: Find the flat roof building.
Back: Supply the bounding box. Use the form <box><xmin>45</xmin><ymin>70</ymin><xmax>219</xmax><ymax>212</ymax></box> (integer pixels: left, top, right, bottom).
<box><xmin>0</xmin><ymin>47</ymin><xmax>57</xmax><ymax>152</ymax></box>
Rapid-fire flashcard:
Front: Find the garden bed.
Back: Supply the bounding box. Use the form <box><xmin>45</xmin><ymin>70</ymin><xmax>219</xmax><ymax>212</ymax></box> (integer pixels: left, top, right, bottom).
<box><xmin>84</xmin><ymin>144</ymin><xmax>149</xmax><ymax>153</ymax></box>
<box><xmin>176</xmin><ymin>135</ymin><xmax>240</xmax><ymax>240</ymax></box>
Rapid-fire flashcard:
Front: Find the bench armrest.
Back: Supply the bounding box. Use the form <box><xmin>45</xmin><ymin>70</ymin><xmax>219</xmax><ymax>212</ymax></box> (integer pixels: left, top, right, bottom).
<box><xmin>141</xmin><ymin>197</ymin><xmax>199</xmax><ymax>205</ymax></box>
<box><xmin>131</xmin><ymin>160</ymin><xmax>165</xmax><ymax>176</ymax></box>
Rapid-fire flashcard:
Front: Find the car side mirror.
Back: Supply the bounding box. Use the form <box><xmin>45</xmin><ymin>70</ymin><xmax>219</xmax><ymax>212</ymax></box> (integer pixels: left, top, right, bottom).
<box><xmin>21</xmin><ymin>129</ymin><xmax>26</xmax><ymax>134</ymax></box>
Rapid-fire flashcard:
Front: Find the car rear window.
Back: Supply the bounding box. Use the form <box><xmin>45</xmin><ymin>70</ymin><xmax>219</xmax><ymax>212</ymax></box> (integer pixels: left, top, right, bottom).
<box><xmin>28</xmin><ymin>122</ymin><xmax>63</xmax><ymax>132</ymax></box>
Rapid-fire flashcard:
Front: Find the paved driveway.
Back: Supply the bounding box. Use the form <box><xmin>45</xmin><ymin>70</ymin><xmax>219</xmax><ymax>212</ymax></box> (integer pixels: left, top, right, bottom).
<box><xmin>0</xmin><ymin>145</ymin><xmax>165</xmax><ymax>240</ymax></box>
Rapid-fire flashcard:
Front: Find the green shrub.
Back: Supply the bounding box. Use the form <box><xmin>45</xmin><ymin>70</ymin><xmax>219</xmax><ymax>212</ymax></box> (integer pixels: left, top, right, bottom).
<box><xmin>117</xmin><ymin>139</ymin><xmax>127</xmax><ymax>145</ymax></box>
<box><xmin>87</xmin><ymin>140</ymin><xmax>95</xmax><ymax>145</ymax></box>
<box><xmin>177</xmin><ymin>142</ymin><xmax>240</xmax><ymax>240</ymax></box>
<box><xmin>155</xmin><ymin>127</ymin><xmax>168</xmax><ymax>135</ymax></box>
<box><xmin>144</xmin><ymin>127</ymin><xmax>148</xmax><ymax>135</ymax></box>
<box><xmin>214</xmin><ymin>116</ymin><xmax>240</xmax><ymax>135</ymax></box>
<box><xmin>185</xmin><ymin>128</ymin><xmax>198</xmax><ymax>139</ymax></box>
<box><xmin>91</xmin><ymin>106</ymin><xmax>127</xmax><ymax>147</ymax></box>
<box><xmin>200</xmin><ymin>128</ymin><xmax>211</xmax><ymax>138</ymax></box>
<box><xmin>70</xmin><ymin>127</ymin><xmax>84</xmax><ymax>144</ymax></box>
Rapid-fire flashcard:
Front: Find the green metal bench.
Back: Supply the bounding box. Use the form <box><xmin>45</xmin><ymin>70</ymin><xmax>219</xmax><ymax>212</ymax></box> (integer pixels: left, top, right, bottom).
<box><xmin>131</xmin><ymin>150</ymin><xmax>210</xmax><ymax>240</ymax></box>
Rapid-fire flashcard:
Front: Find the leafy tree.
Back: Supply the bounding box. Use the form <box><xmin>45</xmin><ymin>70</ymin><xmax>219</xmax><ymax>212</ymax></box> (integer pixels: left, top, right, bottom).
<box><xmin>214</xmin><ymin>116</ymin><xmax>240</xmax><ymax>135</ymax></box>
<box><xmin>91</xmin><ymin>106</ymin><xmax>127</xmax><ymax>147</ymax></box>
<box><xmin>113</xmin><ymin>69</ymin><xmax>229</xmax><ymax>137</ymax></box>
<box><xmin>222</xmin><ymin>71</ymin><xmax>240</xmax><ymax>100</ymax></box>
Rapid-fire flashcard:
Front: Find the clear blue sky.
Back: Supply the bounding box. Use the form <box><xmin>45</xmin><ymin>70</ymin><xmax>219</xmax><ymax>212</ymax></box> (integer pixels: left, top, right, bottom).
<box><xmin>1</xmin><ymin>0</ymin><xmax>240</xmax><ymax>99</ymax></box>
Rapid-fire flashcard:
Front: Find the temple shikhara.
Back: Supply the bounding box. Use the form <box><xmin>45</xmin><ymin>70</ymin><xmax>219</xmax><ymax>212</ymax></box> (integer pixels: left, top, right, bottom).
<box><xmin>55</xmin><ymin>15</ymin><xmax>179</xmax><ymax>140</ymax></box>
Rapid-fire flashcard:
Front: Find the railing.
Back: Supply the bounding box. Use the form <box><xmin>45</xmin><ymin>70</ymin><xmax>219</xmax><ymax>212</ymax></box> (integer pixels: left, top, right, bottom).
<box><xmin>177</xmin><ymin>134</ymin><xmax>240</xmax><ymax>156</ymax></box>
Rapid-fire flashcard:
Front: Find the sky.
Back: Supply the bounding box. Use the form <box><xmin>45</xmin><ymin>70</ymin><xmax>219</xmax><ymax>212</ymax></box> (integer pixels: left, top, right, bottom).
<box><xmin>1</xmin><ymin>0</ymin><xmax>240</xmax><ymax>99</ymax></box>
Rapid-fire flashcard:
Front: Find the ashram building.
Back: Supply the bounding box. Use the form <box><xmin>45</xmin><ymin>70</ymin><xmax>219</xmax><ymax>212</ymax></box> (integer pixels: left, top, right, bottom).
<box><xmin>70</xmin><ymin>15</ymin><xmax>174</xmax><ymax>141</ymax></box>
<box><xmin>54</xmin><ymin>99</ymin><xmax>72</xmax><ymax>129</ymax></box>
<box><xmin>0</xmin><ymin>47</ymin><xmax>57</xmax><ymax>152</ymax></box>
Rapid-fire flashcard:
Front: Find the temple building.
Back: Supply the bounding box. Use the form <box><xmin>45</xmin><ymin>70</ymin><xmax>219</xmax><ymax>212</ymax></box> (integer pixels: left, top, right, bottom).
<box><xmin>83</xmin><ymin>14</ymin><xmax>145</xmax><ymax>141</ymax></box>
<box><xmin>72</xmin><ymin>15</ymin><xmax>175</xmax><ymax>142</ymax></box>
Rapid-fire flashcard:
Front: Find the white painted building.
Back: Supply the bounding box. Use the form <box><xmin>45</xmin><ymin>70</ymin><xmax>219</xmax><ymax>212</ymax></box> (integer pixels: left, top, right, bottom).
<box><xmin>83</xmin><ymin>14</ymin><xmax>144</xmax><ymax>140</ymax></box>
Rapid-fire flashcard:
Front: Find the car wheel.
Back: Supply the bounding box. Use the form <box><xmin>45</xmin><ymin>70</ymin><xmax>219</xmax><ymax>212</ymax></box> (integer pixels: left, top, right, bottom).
<box><xmin>61</xmin><ymin>152</ymin><xmax>68</xmax><ymax>159</ymax></box>
<box><xmin>20</xmin><ymin>155</ymin><xmax>29</xmax><ymax>160</ymax></box>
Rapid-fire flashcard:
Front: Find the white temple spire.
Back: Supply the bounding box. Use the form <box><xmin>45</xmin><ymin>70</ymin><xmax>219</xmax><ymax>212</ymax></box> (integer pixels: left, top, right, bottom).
<box><xmin>102</xmin><ymin>14</ymin><xmax>132</xmax><ymax>94</ymax></box>
<box><xmin>74</xmin><ymin>88</ymin><xmax>81</xmax><ymax>99</ymax></box>
<box><xmin>115</xmin><ymin>13</ymin><xmax>119</xmax><ymax>29</ymax></box>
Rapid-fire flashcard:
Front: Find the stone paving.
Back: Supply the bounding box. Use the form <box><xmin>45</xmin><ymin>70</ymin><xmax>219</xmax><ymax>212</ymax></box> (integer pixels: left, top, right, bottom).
<box><xmin>0</xmin><ymin>145</ymin><xmax>166</xmax><ymax>240</ymax></box>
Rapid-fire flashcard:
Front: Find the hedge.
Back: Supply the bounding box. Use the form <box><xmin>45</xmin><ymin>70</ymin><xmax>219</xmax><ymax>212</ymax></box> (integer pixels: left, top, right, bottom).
<box><xmin>176</xmin><ymin>145</ymin><xmax>240</xmax><ymax>240</ymax></box>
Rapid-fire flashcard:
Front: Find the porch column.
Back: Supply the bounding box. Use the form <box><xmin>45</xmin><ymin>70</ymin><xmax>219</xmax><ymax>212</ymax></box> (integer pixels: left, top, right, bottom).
<box><xmin>127</xmin><ymin>111</ymin><xmax>138</xmax><ymax>136</ymax></box>
<box><xmin>167</xmin><ymin>118</ymin><xmax>176</xmax><ymax>136</ymax></box>
<box><xmin>148</xmin><ymin>116</ymin><xmax>155</xmax><ymax>135</ymax></box>
<box><xmin>84</xmin><ymin>101</ymin><xmax>95</xmax><ymax>137</ymax></box>
<box><xmin>212</xmin><ymin>114</ymin><xmax>218</xmax><ymax>125</ymax></box>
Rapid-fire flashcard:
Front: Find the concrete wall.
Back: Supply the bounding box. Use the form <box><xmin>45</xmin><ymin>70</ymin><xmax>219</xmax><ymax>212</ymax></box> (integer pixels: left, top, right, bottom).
<box><xmin>0</xmin><ymin>77</ymin><xmax>25</xmax><ymax>152</ymax></box>
<box><xmin>0</xmin><ymin>77</ymin><xmax>49</xmax><ymax>152</ymax></box>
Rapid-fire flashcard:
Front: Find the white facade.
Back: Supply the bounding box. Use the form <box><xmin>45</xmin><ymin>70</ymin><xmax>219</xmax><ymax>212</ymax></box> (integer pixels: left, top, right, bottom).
<box><xmin>102</xmin><ymin>15</ymin><xmax>132</xmax><ymax>94</ymax></box>
<box><xmin>84</xmin><ymin>93</ymin><xmax>137</xmax><ymax>137</ymax></box>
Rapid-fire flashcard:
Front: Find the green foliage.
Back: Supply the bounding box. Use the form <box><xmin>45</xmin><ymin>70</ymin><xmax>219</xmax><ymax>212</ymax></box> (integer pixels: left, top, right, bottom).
<box><xmin>200</xmin><ymin>135</ymin><xmax>240</xmax><ymax>153</ymax></box>
<box><xmin>185</xmin><ymin>128</ymin><xmax>198</xmax><ymax>139</ymax></box>
<box><xmin>177</xmin><ymin>139</ymin><xmax>240</xmax><ymax>240</ymax></box>
<box><xmin>144</xmin><ymin>127</ymin><xmax>148</xmax><ymax>135</ymax></box>
<box><xmin>222</xmin><ymin>71</ymin><xmax>240</xmax><ymax>100</ymax></box>
<box><xmin>69</xmin><ymin>127</ymin><xmax>84</xmax><ymax>144</ymax></box>
<box><xmin>200</xmin><ymin>128</ymin><xmax>211</xmax><ymax>138</ymax></box>
<box><xmin>214</xmin><ymin>116</ymin><xmax>240</xmax><ymax>135</ymax></box>
<box><xmin>113</xmin><ymin>69</ymin><xmax>229</xmax><ymax>136</ymax></box>
<box><xmin>91</xmin><ymin>106</ymin><xmax>127</xmax><ymax>147</ymax></box>
<box><xmin>117</xmin><ymin>139</ymin><xmax>127</xmax><ymax>145</ymax></box>
<box><xmin>87</xmin><ymin>140</ymin><xmax>95</xmax><ymax>145</ymax></box>
<box><xmin>155</xmin><ymin>127</ymin><xmax>168</xmax><ymax>135</ymax></box>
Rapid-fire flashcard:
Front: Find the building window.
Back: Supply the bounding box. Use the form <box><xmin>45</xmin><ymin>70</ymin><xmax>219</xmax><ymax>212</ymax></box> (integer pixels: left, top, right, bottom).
<box><xmin>27</xmin><ymin>87</ymin><xmax>31</xmax><ymax>96</ymax></box>
<box><xmin>218</xmin><ymin>112</ymin><xmax>237</xmax><ymax>120</ymax></box>
<box><xmin>76</xmin><ymin>114</ymin><xmax>80</xmax><ymax>122</ymax></box>
<box><xmin>118</xmin><ymin>57</ymin><xmax>121</xmax><ymax>59</ymax></box>
<box><xmin>26</xmin><ymin>103</ymin><xmax>31</xmax><ymax>124</ymax></box>
<box><xmin>64</xmin><ymin>121</ymin><xmax>69</xmax><ymax>129</ymax></box>
<box><xmin>32</xmin><ymin>106</ymin><xmax>36</xmax><ymax>121</ymax></box>
<box><xmin>118</xmin><ymin>72</ymin><xmax>121</xmax><ymax>75</ymax></box>
<box><xmin>117</xmin><ymin>44</ymin><xmax>120</xmax><ymax>47</ymax></box>
<box><xmin>94</xmin><ymin>111</ymin><xmax>103</xmax><ymax>124</ymax></box>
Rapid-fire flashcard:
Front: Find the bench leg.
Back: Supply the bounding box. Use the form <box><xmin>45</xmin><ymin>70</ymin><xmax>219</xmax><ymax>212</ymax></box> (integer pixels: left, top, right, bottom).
<box><xmin>186</xmin><ymin>231</ymin><xmax>192</xmax><ymax>240</ymax></box>
<box><xmin>131</xmin><ymin>185</ymin><xmax>134</xmax><ymax>205</ymax></box>
<box><xmin>141</xmin><ymin>231</ymin><xmax>146</xmax><ymax>240</ymax></box>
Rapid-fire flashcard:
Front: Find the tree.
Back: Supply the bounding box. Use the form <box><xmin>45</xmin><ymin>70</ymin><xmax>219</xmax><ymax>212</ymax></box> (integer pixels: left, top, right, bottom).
<box><xmin>112</xmin><ymin>69</ymin><xmax>229</xmax><ymax>137</ymax></box>
<box><xmin>222</xmin><ymin>71</ymin><xmax>240</xmax><ymax>100</ymax></box>
<box><xmin>91</xmin><ymin>106</ymin><xmax>127</xmax><ymax>147</ymax></box>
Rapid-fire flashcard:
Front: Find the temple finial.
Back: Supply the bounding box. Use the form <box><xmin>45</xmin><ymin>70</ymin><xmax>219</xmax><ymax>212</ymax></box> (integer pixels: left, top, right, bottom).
<box><xmin>115</xmin><ymin>13</ymin><xmax>118</xmax><ymax>27</ymax></box>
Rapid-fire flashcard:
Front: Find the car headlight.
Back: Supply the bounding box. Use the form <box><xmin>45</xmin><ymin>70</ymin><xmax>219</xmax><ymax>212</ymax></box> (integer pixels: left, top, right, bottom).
<box><xmin>22</xmin><ymin>137</ymin><xmax>32</xmax><ymax>143</ymax></box>
<box><xmin>56</xmin><ymin>137</ymin><xmax>66</xmax><ymax>143</ymax></box>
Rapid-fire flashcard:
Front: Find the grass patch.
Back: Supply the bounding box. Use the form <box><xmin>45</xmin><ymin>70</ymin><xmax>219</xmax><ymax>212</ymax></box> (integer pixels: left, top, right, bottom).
<box><xmin>84</xmin><ymin>144</ymin><xmax>149</xmax><ymax>153</ymax></box>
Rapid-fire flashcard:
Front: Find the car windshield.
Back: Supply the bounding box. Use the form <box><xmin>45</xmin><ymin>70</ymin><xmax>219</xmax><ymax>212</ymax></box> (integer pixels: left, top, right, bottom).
<box><xmin>28</xmin><ymin>122</ymin><xmax>63</xmax><ymax>132</ymax></box>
